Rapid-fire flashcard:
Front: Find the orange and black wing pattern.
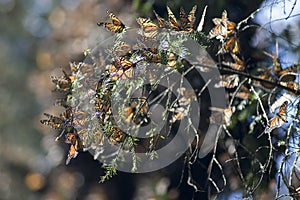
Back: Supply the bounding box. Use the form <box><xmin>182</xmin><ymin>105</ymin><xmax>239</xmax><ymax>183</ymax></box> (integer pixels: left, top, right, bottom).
<box><xmin>179</xmin><ymin>5</ymin><xmax>197</xmax><ymax>32</ymax></box>
<box><xmin>51</xmin><ymin>70</ymin><xmax>74</xmax><ymax>93</ymax></box>
<box><xmin>98</xmin><ymin>12</ymin><xmax>125</xmax><ymax>33</ymax></box>
<box><xmin>137</xmin><ymin>17</ymin><xmax>159</xmax><ymax>38</ymax></box>
<box><xmin>268</xmin><ymin>101</ymin><xmax>288</xmax><ymax>131</ymax></box>
<box><xmin>40</xmin><ymin>113</ymin><xmax>66</xmax><ymax>129</ymax></box>
<box><xmin>153</xmin><ymin>10</ymin><xmax>166</xmax><ymax>28</ymax></box>
<box><xmin>209</xmin><ymin>10</ymin><xmax>236</xmax><ymax>39</ymax></box>
<box><xmin>167</xmin><ymin>6</ymin><xmax>180</xmax><ymax>31</ymax></box>
<box><xmin>108</xmin><ymin>127</ymin><xmax>126</xmax><ymax>143</ymax></box>
<box><xmin>65</xmin><ymin>129</ymin><xmax>84</xmax><ymax>165</ymax></box>
<box><xmin>124</xmin><ymin>97</ymin><xmax>149</xmax><ymax>125</ymax></box>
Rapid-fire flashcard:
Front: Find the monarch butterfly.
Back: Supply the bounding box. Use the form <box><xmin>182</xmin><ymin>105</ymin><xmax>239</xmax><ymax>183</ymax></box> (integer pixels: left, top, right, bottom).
<box><xmin>253</xmin><ymin>68</ymin><xmax>278</xmax><ymax>89</ymax></box>
<box><xmin>108</xmin><ymin>127</ymin><xmax>126</xmax><ymax>143</ymax></box>
<box><xmin>280</xmin><ymin>81</ymin><xmax>299</xmax><ymax>91</ymax></box>
<box><xmin>113</xmin><ymin>56</ymin><xmax>133</xmax><ymax>71</ymax></box>
<box><xmin>167</xmin><ymin>52</ymin><xmax>178</xmax><ymax>68</ymax></box>
<box><xmin>153</xmin><ymin>10</ymin><xmax>166</xmax><ymax>28</ymax></box>
<box><xmin>214</xmin><ymin>74</ymin><xmax>239</xmax><ymax>88</ymax></box>
<box><xmin>266</xmin><ymin>101</ymin><xmax>289</xmax><ymax>133</ymax></box>
<box><xmin>164</xmin><ymin>6</ymin><xmax>197</xmax><ymax>32</ymax></box>
<box><xmin>40</xmin><ymin>113</ymin><xmax>66</xmax><ymax>129</ymax></box>
<box><xmin>137</xmin><ymin>17</ymin><xmax>159</xmax><ymax>38</ymax></box>
<box><xmin>124</xmin><ymin>97</ymin><xmax>150</xmax><ymax>125</ymax></box>
<box><xmin>141</xmin><ymin>49</ymin><xmax>161</xmax><ymax>63</ymax></box>
<box><xmin>179</xmin><ymin>5</ymin><xmax>197</xmax><ymax>32</ymax></box>
<box><xmin>222</xmin><ymin>53</ymin><xmax>244</xmax><ymax>70</ymax></box>
<box><xmin>235</xmin><ymin>85</ymin><xmax>250</xmax><ymax>100</ymax></box>
<box><xmin>50</xmin><ymin>70</ymin><xmax>74</xmax><ymax>93</ymax></box>
<box><xmin>166</xmin><ymin>6</ymin><xmax>180</xmax><ymax>31</ymax></box>
<box><xmin>40</xmin><ymin>109</ymin><xmax>72</xmax><ymax>130</ymax></box>
<box><xmin>169</xmin><ymin>87</ymin><xmax>196</xmax><ymax>123</ymax></box>
<box><xmin>263</xmin><ymin>51</ymin><xmax>282</xmax><ymax>73</ymax></box>
<box><xmin>64</xmin><ymin>127</ymin><xmax>84</xmax><ymax>165</ymax></box>
<box><xmin>108</xmin><ymin>64</ymin><xmax>134</xmax><ymax>80</ymax></box>
<box><xmin>277</xmin><ymin>64</ymin><xmax>298</xmax><ymax>82</ymax></box>
<box><xmin>109</xmin><ymin>56</ymin><xmax>134</xmax><ymax>80</ymax></box>
<box><xmin>97</xmin><ymin>12</ymin><xmax>125</xmax><ymax>33</ymax></box>
<box><xmin>209</xmin><ymin>10</ymin><xmax>236</xmax><ymax>39</ymax></box>
<box><xmin>224</xmin><ymin>107</ymin><xmax>236</xmax><ymax>125</ymax></box>
<box><xmin>218</xmin><ymin>35</ymin><xmax>240</xmax><ymax>54</ymax></box>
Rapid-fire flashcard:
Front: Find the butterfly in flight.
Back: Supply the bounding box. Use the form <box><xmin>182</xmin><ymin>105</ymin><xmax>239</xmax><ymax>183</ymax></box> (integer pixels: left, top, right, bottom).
<box><xmin>97</xmin><ymin>12</ymin><xmax>125</xmax><ymax>33</ymax></box>
<box><xmin>40</xmin><ymin>108</ymin><xmax>72</xmax><ymax>131</ymax></box>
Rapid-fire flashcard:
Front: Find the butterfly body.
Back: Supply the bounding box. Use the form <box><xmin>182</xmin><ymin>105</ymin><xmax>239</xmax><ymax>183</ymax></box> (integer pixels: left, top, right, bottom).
<box><xmin>97</xmin><ymin>12</ymin><xmax>125</xmax><ymax>33</ymax></box>
<box><xmin>266</xmin><ymin>101</ymin><xmax>288</xmax><ymax>133</ymax></box>
<box><xmin>64</xmin><ymin>127</ymin><xmax>84</xmax><ymax>165</ymax></box>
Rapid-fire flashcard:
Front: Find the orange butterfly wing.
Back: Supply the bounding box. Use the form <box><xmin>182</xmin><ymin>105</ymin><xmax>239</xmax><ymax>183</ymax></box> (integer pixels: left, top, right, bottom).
<box><xmin>268</xmin><ymin>101</ymin><xmax>288</xmax><ymax>130</ymax></box>
<box><xmin>97</xmin><ymin>12</ymin><xmax>125</xmax><ymax>33</ymax></box>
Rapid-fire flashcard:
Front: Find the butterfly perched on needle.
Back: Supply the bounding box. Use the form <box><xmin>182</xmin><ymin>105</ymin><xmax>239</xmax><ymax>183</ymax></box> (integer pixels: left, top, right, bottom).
<box><xmin>124</xmin><ymin>97</ymin><xmax>150</xmax><ymax>126</ymax></box>
<box><xmin>268</xmin><ymin>101</ymin><xmax>289</xmax><ymax>130</ymax></box>
<box><xmin>108</xmin><ymin>127</ymin><xmax>126</xmax><ymax>143</ymax></box>
<box><xmin>220</xmin><ymin>36</ymin><xmax>240</xmax><ymax>54</ymax></box>
<box><xmin>258</xmin><ymin>101</ymin><xmax>289</xmax><ymax>138</ymax></box>
<box><xmin>165</xmin><ymin>6</ymin><xmax>197</xmax><ymax>32</ymax></box>
<box><xmin>97</xmin><ymin>11</ymin><xmax>125</xmax><ymax>33</ymax></box>
<box><xmin>179</xmin><ymin>5</ymin><xmax>197</xmax><ymax>32</ymax></box>
<box><xmin>64</xmin><ymin>126</ymin><xmax>84</xmax><ymax>165</ymax></box>
<box><xmin>209</xmin><ymin>10</ymin><xmax>236</xmax><ymax>40</ymax></box>
<box><xmin>50</xmin><ymin>70</ymin><xmax>75</xmax><ymax>93</ymax></box>
<box><xmin>137</xmin><ymin>17</ymin><xmax>159</xmax><ymax>38</ymax></box>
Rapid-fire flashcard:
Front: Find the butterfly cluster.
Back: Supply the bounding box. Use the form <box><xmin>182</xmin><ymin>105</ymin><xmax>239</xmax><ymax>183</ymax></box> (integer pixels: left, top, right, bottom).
<box><xmin>40</xmin><ymin>66</ymin><xmax>84</xmax><ymax>165</ymax></box>
<box><xmin>40</xmin><ymin>8</ymin><xmax>300</xmax><ymax>194</ymax></box>
<box><xmin>41</xmin><ymin>6</ymin><xmax>208</xmax><ymax>165</ymax></box>
<box><xmin>209</xmin><ymin>10</ymin><xmax>244</xmax><ymax>71</ymax></box>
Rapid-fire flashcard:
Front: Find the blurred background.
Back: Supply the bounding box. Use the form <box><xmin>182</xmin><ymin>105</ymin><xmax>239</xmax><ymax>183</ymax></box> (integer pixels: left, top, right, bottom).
<box><xmin>0</xmin><ymin>0</ymin><xmax>299</xmax><ymax>199</ymax></box>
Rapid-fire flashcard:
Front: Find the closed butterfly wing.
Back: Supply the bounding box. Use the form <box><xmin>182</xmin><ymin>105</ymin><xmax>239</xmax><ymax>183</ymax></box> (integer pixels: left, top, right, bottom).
<box><xmin>214</xmin><ymin>74</ymin><xmax>239</xmax><ymax>88</ymax></box>
<box><xmin>222</xmin><ymin>53</ymin><xmax>244</xmax><ymax>70</ymax></box>
<box><xmin>65</xmin><ymin>143</ymin><xmax>78</xmax><ymax>165</ymax></box>
<box><xmin>218</xmin><ymin>35</ymin><xmax>240</xmax><ymax>54</ymax></box>
<box><xmin>179</xmin><ymin>6</ymin><xmax>197</xmax><ymax>32</ymax></box>
<box><xmin>153</xmin><ymin>10</ymin><xmax>166</xmax><ymax>28</ymax></box>
<box><xmin>179</xmin><ymin>7</ymin><xmax>188</xmax><ymax>29</ymax></box>
<box><xmin>166</xmin><ymin>6</ymin><xmax>180</xmax><ymax>31</ymax></box>
<box><xmin>186</xmin><ymin>5</ymin><xmax>197</xmax><ymax>32</ymax></box>
<box><xmin>65</xmin><ymin>132</ymin><xmax>83</xmax><ymax>165</ymax></box>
